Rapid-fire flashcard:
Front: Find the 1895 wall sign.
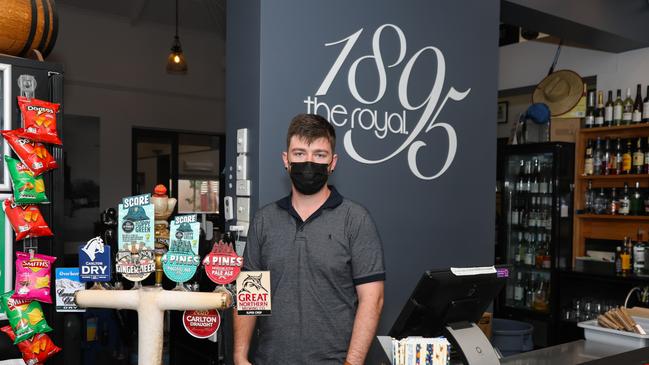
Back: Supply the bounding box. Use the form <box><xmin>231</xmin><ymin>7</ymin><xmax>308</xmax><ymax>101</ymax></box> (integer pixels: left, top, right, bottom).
<box><xmin>304</xmin><ymin>24</ymin><xmax>470</xmax><ymax>180</ymax></box>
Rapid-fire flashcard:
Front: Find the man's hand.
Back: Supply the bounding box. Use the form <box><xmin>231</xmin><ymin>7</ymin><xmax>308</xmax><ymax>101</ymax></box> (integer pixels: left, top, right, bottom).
<box><xmin>345</xmin><ymin>281</ymin><xmax>384</xmax><ymax>365</ymax></box>
<box><xmin>233</xmin><ymin>310</ymin><xmax>257</xmax><ymax>365</ymax></box>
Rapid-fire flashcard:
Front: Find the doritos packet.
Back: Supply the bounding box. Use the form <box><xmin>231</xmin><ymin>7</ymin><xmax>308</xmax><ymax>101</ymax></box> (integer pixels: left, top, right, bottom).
<box><xmin>2</xmin><ymin>129</ymin><xmax>58</xmax><ymax>176</ymax></box>
<box><xmin>6</xmin><ymin>156</ymin><xmax>49</xmax><ymax>204</ymax></box>
<box><xmin>1</xmin><ymin>326</ymin><xmax>62</xmax><ymax>365</ymax></box>
<box><xmin>13</xmin><ymin>251</ymin><xmax>56</xmax><ymax>303</ymax></box>
<box><xmin>3</xmin><ymin>198</ymin><xmax>54</xmax><ymax>241</ymax></box>
<box><xmin>0</xmin><ymin>291</ymin><xmax>53</xmax><ymax>344</ymax></box>
<box><xmin>17</xmin><ymin>96</ymin><xmax>62</xmax><ymax>145</ymax></box>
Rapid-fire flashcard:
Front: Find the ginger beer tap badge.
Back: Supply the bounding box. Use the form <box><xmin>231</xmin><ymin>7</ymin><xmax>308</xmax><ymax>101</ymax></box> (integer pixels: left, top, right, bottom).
<box><xmin>116</xmin><ymin>194</ymin><xmax>155</xmax><ymax>281</ymax></box>
<box><xmin>162</xmin><ymin>214</ymin><xmax>200</xmax><ymax>283</ymax></box>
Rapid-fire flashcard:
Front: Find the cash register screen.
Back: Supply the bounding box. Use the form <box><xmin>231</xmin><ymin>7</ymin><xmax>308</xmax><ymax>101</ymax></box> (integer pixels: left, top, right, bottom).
<box><xmin>388</xmin><ymin>268</ymin><xmax>506</xmax><ymax>339</ymax></box>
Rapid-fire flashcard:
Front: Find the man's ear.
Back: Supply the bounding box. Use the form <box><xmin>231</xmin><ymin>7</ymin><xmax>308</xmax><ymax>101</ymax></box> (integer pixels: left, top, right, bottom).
<box><xmin>282</xmin><ymin>151</ymin><xmax>289</xmax><ymax>170</ymax></box>
<box><xmin>329</xmin><ymin>153</ymin><xmax>338</xmax><ymax>173</ymax></box>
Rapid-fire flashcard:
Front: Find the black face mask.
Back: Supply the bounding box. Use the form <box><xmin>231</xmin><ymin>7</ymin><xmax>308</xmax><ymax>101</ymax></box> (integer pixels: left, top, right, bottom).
<box><xmin>289</xmin><ymin>161</ymin><xmax>330</xmax><ymax>195</ymax></box>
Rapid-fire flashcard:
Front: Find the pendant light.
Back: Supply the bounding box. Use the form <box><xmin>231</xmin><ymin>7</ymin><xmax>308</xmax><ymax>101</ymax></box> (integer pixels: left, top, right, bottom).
<box><xmin>166</xmin><ymin>0</ymin><xmax>188</xmax><ymax>74</ymax></box>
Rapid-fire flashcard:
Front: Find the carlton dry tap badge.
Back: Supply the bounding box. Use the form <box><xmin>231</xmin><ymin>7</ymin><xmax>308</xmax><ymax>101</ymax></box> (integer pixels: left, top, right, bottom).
<box><xmin>162</xmin><ymin>214</ymin><xmax>200</xmax><ymax>283</ymax></box>
<box><xmin>236</xmin><ymin>271</ymin><xmax>271</xmax><ymax>316</ymax></box>
<box><xmin>79</xmin><ymin>237</ymin><xmax>111</xmax><ymax>282</ymax></box>
<box><xmin>116</xmin><ymin>194</ymin><xmax>156</xmax><ymax>281</ymax></box>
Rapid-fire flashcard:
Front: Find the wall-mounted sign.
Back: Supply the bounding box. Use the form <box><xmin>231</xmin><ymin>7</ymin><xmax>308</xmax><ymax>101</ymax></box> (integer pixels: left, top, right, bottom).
<box><xmin>304</xmin><ymin>24</ymin><xmax>470</xmax><ymax>180</ymax></box>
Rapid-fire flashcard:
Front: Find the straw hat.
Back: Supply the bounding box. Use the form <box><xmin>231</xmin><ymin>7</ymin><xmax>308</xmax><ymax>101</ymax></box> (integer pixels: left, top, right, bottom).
<box><xmin>532</xmin><ymin>70</ymin><xmax>583</xmax><ymax>116</ymax></box>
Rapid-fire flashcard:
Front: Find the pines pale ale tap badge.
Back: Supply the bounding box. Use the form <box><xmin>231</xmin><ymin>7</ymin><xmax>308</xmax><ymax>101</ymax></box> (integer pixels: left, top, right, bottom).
<box><xmin>116</xmin><ymin>194</ymin><xmax>155</xmax><ymax>281</ymax></box>
<box><xmin>204</xmin><ymin>239</ymin><xmax>243</xmax><ymax>285</ymax></box>
<box><xmin>162</xmin><ymin>214</ymin><xmax>200</xmax><ymax>284</ymax></box>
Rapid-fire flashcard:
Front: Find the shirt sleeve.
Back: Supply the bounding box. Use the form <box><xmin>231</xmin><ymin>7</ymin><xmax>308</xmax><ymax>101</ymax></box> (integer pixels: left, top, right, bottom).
<box><xmin>242</xmin><ymin>213</ymin><xmax>263</xmax><ymax>271</ymax></box>
<box><xmin>349</xmin><ymin>208</ymin><xmax>386</xmax><ymax>286</ymax></box>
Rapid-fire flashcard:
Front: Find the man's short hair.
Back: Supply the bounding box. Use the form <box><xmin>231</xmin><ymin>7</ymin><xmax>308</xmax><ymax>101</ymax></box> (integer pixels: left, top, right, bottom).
<box><xmin>286</xmin><ymin>114</ymin><xmax>336</xmax><ymax>152</ymax></box>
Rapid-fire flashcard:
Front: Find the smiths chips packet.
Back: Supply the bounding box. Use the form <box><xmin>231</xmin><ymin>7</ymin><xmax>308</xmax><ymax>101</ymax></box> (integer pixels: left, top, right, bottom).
<box><xmin>3</xmin><ymin>199</ymin><xmax>54</xmax><ymax>241</ymax></box>
<box><xmin>2</xmin><ymin>129</ymin><xmax>58</xmax><ymax>176</ymax></box>
<box><xmin>6</xmin><ymin>156</ymin><xmax>49</xmax><ymax>204</ymax></box>
<box><xmin>0</xmin><ymin>291</ymin><xmax>53</xmax><ymax>344</ymax></box>
<box><xmin>1</xmin><ymin>326</ymin><xmax>61</xmax><ymax>365</ymax></box>
<box><xmin>16</xmin><ymin>96</ymin><xmax>62</xmax><ymax>145</ymax></box>
<box><xmin>13</xmin><ymin>251</ymin><xmax>56</xmax><ymax>303</ymax></box>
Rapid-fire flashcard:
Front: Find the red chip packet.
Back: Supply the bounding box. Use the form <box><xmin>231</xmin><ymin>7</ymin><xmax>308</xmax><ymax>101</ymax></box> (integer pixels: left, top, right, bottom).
<box><xmin>17</xmin><ymin>96</ymin><xmax>62</xmax><ymax>145</ymax></box>
<box><xmin>3</xmin><ymin>198</ymin><xmax>54</xmax><ymax>241</ymax></box>
<box><xmin>2</xmin><ymin>129</ymin><xmax>58</xmax><ymax>176</ymax></box>
<box><xmin>1</xmin><ymin>325</ymin><xmax>61</xmax><ymax>365</ymax></box>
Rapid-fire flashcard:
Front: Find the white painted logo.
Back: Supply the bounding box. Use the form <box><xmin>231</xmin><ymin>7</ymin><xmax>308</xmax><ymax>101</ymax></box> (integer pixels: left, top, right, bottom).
<box><xmin>304</xmin><ymin>24</ymin><xmax>470</xmax><ymax>180</ymax></box>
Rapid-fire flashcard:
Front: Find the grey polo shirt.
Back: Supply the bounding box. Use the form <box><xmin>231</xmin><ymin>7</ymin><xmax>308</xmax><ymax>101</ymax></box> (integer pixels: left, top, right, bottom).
<box><xmin>243</xmin><ymin>186</ymin><xmax>385</xmax><ymax>365</ymax></box>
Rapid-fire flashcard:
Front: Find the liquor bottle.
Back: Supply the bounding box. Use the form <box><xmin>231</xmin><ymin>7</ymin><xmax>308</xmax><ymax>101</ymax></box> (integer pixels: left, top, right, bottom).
<box><xmin>515</xmin><ymin>160</ymin><xmax>525</xmax><ymax>193</ymax></box>
<box><xmin>615</xmin><ymin>246</ymin><xmax>623</xmax><ymax>274</ymax></box>
<box><xmin>542</xmin><ymin>238</ymin><xmax>552</xmax><ymax>269</ymax></box>
<box><xmin>585</xmin><ymin>90</ymin><xmax>595</xmax><ymax>128</ymax></box>
<box><xmin>539</xmin><ymin>163</ymin><xmax>549</xmax><ymax>194</ymax></box>
<box><xmin>623</xmin><ymin>87</ymin><xmax>634</xmax><ymax>125</ymax></box>
<box><xmin>520</xmin><ymin>233</ymin><xmax>528</xmax><ymax>264</ymax></box>
<box><xmin>614</xmin><ymin>89</ymin><xmax>624</xmax><ymax>126</ymax></box>
<box><xmin>645</xmin><ymin>137</ymin><xmax>649</xmax><ymax>173</ymax></box>
<box><xmin>525</xmin><ymin>235</ymin><xmax>535</xmax><ymax>266</ymax></box>
<box><xmin>631</xmin><ymin>181</ymin><xmax>644</xmax><ymax>215</ymax></box>
<box><xmin>525</xmin><ymin>274</ymin><xmax>536</xmax><ymax>309</ymax></box>
<box><xmin>585</xmin><ymin>179</ymin><xmax>595</xmax><ymax>213</ymax></box>
<box><xmin>605</xmin><ymin>90</ymin><xmax>614</xmax><ymax>126</ymax></box>
<box><xmin>621</xmin><ymin>237</ymin><xmax>633</xmax><ymax>275</ymax></box>
<box><xmin>533</xmin><ymin>279</ymin><xmax>549</xmax><ymax>312</ymax></box>
<box><xmin>535</xmin><ymin>234</ymin><xmax>544</xmax><ymax>269</ymax></box>
<box><xmin>634</xmin><ymin>231</ymin><xmax>646</xmax><ymax>274</ymax></box>
<box><xmin>514</xmin><ymin>232</ymin><xmax>523</xmax><ymax>265</ymax></box>
<box><xmin>524</xmin><ymin>160</ymin><xmax>532</xmax><ymax>193</ymax></box>
<box><xmin>514</xmin><ymin>272</ymin><xmax>525</xmax><ymax>306</ymax></box>
<box><xmin>530</xmin><ymin>159</ymin><xmax>540</xmax><ymax>194</ymax></box>
<box><xmin>603</xmin><ymin>138</ymin><xmax>612</xmax><ymax>175</ymax></box>
<box><xmin>644</xmin><ymin>85</ymin><xmax>649</xmax><ymax>123</ymax></box>
<box><xmin>594</xmin><ymin>187</ymin><xmax>608</xmax><ymax>214</ymax></box>
<box><xmin>512</xmin><ymin>198</ymin><xmax>520</xmax><ymax>226</ymax></box>
<box><xmin>593</xmin><ymin>137</ymin><xmax>603</xmax><ymax>175</ymax></box>
<box><xmin>610</xmin><ymin>187</ymin><xmax>619</xmax><ymax>215</ymax></box>
<box><xmin>633</xmin><ymin>84</ymin><xmax>643</xmax><ymax>123</ymax></box>
<box><xmin>634</xmin><ymin>137</ymin><xmax>645</xmax><ymax>174</ymax></box>
<box><xmin>623</xmin><ymin>139</ymin><xmax>633</xmax><ymax>174</ymax></box>
<box><xmin>620</xmin><ymin>183</ymin><xmax>631</xmax><ymax>215</ymax></box>
<box><xmin>595</xmin><ymin>91</ymin><xmax>605</xmax><ymax>127</ymax></box>
<box><xmin>614</xmin><ymin>137</ymin><xmax>623</xmax><ymax>175</ymax></box>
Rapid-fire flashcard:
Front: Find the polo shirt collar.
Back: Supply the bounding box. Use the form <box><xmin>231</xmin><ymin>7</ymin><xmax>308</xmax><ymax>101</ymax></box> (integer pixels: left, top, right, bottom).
<box><xmin>277</xmin><ymin>185</ymin><xmax>343</xmax><ymax>222</ymax></box>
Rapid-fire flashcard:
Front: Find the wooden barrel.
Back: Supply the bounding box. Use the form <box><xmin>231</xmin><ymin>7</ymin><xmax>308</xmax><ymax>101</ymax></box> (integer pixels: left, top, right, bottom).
<box><xmin>0</xmin><ymin>0</ymin><xmax>58</xmax><ymax>57</ymax></box>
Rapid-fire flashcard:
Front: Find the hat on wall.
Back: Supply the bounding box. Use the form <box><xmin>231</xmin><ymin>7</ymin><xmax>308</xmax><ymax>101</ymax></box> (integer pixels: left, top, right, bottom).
<box><xmin>532</xmin><ymin>70</ymin><xmax>583</xmax><ymax>116</ymax></box>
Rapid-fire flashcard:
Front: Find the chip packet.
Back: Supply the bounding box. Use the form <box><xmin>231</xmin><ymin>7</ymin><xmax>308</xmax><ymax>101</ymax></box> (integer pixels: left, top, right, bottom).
<box><xmin>1</xmin><ymin>325</ymin><xmax>61</xmax><ymax>365</ymax></box>
<box><xmin>12</xmin><ymin>251</ymin><xmax>56</xmax><ymax>303</ymax></box>
<box><xmin>16</xmin><ymin>96</ymin><xmax>62</xmax><ymax>145</ymax></box>
<box><xmin>5</xmin><ymin>156</ymin><xmax>49</xmax><ymax>204</ymax></box>
<box><xmin>2</xmin><ymin>129</ymin><xmax>58</xmax><ymax>176</ymax></box>
<box><xmin>3</xmin><ymin>198</ymin><xmax>54</xmax><ymax>241</ymax></box>
<box><xmin>0</xmin><ymin>291</ymin><xmax>53</xmax><ymax>344</ymax></box>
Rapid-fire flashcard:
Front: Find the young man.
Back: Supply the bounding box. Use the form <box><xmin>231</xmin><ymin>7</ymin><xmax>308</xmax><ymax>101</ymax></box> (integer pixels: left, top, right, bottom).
<box><xmin>233</xmin><ymin>114</ymin><xmax>385</xmax><ymax>365</ymax></box>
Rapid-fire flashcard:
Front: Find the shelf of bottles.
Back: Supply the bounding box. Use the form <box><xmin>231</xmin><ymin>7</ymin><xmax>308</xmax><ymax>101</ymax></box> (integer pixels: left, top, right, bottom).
<box><xmin>504</xmin><ymin>153</ymin><xmax>553</xmax><ymax>313</ymax></box>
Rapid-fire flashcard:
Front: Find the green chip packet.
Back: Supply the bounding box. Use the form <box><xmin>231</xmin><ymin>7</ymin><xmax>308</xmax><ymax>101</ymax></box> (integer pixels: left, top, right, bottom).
<box><xmin>0</xmin><ymin>291</ymin><xmax>53</xmax><ymax>344</ymax></box>
<box><xmin>5</xmin><ymin>156</ymin><xmax>49</xmax><ymax>204</ymax></box>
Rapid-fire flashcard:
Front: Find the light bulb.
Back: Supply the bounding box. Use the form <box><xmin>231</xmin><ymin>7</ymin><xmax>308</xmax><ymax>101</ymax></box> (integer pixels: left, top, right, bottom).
<box><xmin>174</xmin><ymin>55</ymin><xmax>180</xmax><ymax>64</ymax></box>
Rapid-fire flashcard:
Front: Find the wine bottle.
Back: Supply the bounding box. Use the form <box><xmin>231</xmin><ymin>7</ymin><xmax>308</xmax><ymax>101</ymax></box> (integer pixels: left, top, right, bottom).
<box><xmin>634</xmin><ymin>137</ymin><xmax>645</xmax><ymax>174</ymax></box>
<box><xmin>644</xmin><ymin>85</ymin><xmax>649</xmax><ymax>123</ymax></box>
<box><xmin>633</xmin><ymin>84</ymin><xmax>643</xmax><ymax>123</ymax></box>
<box><xmin>614</xmin><ymin>89</ymin><xmax>624</xmax><ymax>126</ymax></box>
<box><xmin>623</xmin><ymin>87</ymin><xmax>634</xmax><ymax>125</ymax></box>
<box><xmin>585</xmin><ymin>90</ymin><xmax>595</xmax><ymax>128</ymax></box>
<box><xmin>584</xmin><ymin>139</ymin><xmax>594</xmax><ymax>175</ymax></box>
<box><xmin>605</xmin><ymin>90</ymin><xmax>614</xmax><ymax>127</ymax></box>
<box><xmin>595</xmin><ymin>91</ymin><xmax>605</xmax><ymax>127</ymax></box>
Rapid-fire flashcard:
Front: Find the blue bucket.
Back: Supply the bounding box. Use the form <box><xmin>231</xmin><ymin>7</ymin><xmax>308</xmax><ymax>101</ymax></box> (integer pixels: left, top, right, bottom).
<box><xmin>490</xmin><ymin>318</ymin><xmax>534</xmax><ymax>357</ymax></box>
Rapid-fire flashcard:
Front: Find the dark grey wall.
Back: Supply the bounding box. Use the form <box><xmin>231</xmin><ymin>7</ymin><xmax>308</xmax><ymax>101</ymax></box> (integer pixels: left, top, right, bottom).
<box><xmin>227</xmin><ymin>0</ymin><xmax>499</xmax><ymax>334</ymax></box>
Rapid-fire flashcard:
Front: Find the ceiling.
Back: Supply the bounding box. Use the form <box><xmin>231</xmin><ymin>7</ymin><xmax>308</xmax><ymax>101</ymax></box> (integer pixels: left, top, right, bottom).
<box><xmin>57</xmin><ymin>0</ymin><xmax>226</xmax><ymax>37</ymax></box>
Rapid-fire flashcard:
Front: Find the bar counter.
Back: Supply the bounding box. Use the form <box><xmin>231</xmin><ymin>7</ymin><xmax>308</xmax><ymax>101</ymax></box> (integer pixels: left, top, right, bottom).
<box><xmin>500</xmin><ymin>339</ymin><xmax>648</xmax><ymax>364</ymax></box>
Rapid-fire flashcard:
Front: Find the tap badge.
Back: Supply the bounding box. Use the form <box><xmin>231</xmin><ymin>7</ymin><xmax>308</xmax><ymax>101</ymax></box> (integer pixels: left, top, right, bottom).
<box><xmin>117</xmin><ymin>194</ymin><xmax>155</xmax><ymax>281</ymax></box>
<box><xmin>162</xmin><ymin>214</ymin><xmax>200</xmax><ymax>283</ymax></box>
<box><xmin>235</xmin><ymin>271</ymin><xmax>271</xmax><ymax>316</ymax></box>
<box><xmin>79</xmin><ymin>236</ymin><xmax>111</xmax><ymax>282</ymax></box>
<box><xmin>203</xmin><ymin>240</ymin><xmax>243</xmax><ymax>285</ymax></box>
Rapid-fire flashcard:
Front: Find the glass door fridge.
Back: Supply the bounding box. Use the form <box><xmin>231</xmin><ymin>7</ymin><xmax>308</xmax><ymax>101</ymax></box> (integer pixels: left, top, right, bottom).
<box><xmin>496</xmin><ymin>142</ymin><xmax>574</xmax><ymax>347</ymax></box>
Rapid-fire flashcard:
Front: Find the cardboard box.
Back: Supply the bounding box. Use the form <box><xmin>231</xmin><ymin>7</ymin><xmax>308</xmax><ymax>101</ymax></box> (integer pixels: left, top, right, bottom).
<box><xmin>550</xmin><ymin>117</ymin><xmax>580</xmax><ymax>143</ymax></box>
<box><xmin>478</xmin><ymin>312</ymin><xmax>493</xmax><ymax>339</ymax></box>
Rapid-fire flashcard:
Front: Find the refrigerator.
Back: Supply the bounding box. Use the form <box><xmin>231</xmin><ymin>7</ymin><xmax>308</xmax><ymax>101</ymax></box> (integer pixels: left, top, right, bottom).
<box><xmin>0</xmin><ymin>55</ymin><xmax>65</xmax><ymax>363</ymax></box>
<box><xmin>495</xmin><ymin>142</ymin><xmax>574</xmax><ymax>347</ymax></box>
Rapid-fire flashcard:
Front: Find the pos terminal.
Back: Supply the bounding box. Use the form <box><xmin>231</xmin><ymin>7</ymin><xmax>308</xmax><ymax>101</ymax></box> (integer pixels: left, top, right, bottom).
<box><xmin>387</xmin><ymin>267</ymin><xmax>507</xmax><ymax>365</ymax></box>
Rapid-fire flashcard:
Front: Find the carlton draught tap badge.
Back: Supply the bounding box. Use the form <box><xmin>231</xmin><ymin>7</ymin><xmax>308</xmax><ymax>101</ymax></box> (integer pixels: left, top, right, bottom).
<box><xmin>162</xmin><ymin>214</ymin><xmax>200</xmax><ymax>283</ymax></box>
<box><xmin>116</xmin><ymin>194</ymin><xmax>155</xmax><ymax>281</ymax></box>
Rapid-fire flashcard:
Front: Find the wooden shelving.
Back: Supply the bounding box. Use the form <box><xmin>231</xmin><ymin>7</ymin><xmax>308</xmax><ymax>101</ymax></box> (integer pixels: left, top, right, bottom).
<box><xmin>573</xmin><ymin>124</ymin><xmax>649</xmax><ymax>266</ymax></box>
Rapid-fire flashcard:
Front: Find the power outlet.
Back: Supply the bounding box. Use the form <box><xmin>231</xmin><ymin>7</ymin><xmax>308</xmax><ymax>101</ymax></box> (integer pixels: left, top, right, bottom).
<box><xmin>236</xmin><ymin>197</ymin><xmax>250</xmax><ymax>222</ymax></box>
<box><xmin>236</xmin><ymin>179</ymin><xmax>251</xmax><ymax>196</ymax></box>
<box><xmin>237</xmin><ymin>128</ymin><xmax>249</xmax><ymax>153</ymax></box>
<box><xmin>236</xmin><ymin>155</ymin><xmax>248</xmax><ymax>180</ymax></box>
